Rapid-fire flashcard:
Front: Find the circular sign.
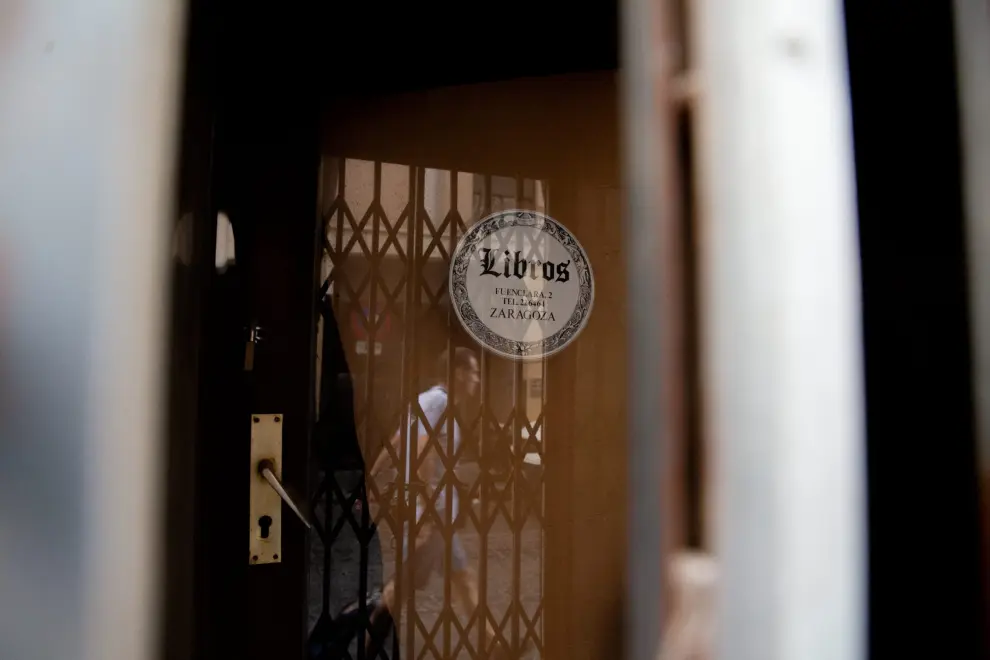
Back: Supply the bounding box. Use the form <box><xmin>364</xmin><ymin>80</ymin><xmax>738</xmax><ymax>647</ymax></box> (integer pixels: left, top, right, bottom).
<box><xmin>450</xmin><ymin>210</ymin><xmax>594</xmax><ymax>361</ymax></box>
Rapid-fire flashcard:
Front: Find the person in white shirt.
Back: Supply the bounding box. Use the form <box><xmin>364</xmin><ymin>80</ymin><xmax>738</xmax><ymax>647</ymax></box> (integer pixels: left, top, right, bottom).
<box><xmin>366</xmin><ymin>346</ymin><xmax>513</xmax><ymax>657</ymax></box>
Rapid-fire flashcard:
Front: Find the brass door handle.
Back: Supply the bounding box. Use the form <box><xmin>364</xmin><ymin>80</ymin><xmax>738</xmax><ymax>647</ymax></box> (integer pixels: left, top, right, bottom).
<box><xmin>257</xmin><ymin>459</ymin><xmax>312</xmax><ymax>529</ymax></box>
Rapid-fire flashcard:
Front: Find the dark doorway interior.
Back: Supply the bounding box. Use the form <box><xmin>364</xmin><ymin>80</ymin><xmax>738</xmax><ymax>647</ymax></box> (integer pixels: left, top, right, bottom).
<box><xmin>843</xmin><ymin>2</ymin><xmax>987</xmax><ymax>658</ymax></box>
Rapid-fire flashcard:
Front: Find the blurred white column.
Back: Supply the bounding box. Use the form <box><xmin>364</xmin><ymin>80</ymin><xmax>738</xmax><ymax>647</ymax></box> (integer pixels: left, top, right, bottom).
<box><xmin>0</xmin><ymin>1</ymin><xmax>185</xmax><ymax>659</ymax></box>
<box><xmin>695</xmin><ymin>1</ymin><xmax>866</xmax><ymax>659</ymax></box>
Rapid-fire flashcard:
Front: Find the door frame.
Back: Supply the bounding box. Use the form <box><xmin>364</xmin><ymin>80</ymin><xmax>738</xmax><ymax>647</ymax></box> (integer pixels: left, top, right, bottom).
<box><xmin>171</xmin><ymin>0</ymin><xmax>647</xmax><ymax>657</ymax></box>
<box><xmin>181</xmin><ymin>72</ymin><xmax>647</xmax><ymax>660</ymax></box>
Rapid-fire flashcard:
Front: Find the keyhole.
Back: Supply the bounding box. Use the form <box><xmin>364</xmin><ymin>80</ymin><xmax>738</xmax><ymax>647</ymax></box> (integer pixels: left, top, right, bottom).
<box><xmin>258</xmin><ymin>515</ymin><xmax>273</xmax><ymax>539</ymax></box>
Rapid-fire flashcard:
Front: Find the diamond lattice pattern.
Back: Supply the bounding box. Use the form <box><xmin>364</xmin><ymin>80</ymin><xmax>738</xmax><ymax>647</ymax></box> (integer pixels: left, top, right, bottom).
<box><xmin>307</xmin><ymin>158</ymin><xmax>549</xmax><ymax>660</ymax></box>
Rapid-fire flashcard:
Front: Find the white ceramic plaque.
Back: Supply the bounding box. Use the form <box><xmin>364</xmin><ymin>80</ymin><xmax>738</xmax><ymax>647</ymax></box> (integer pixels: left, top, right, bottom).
<box><xmin>450</xmin><ymin>210</ymin><xmax>595</xmax><ymax>360</ymax></box>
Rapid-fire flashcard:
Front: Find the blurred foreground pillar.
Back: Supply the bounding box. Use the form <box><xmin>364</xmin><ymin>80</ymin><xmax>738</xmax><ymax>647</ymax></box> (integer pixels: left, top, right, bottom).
<box><xmin>0</xmin><ymin>1</ymin><xmax>185</xmax><ymax>659</ymax></box>
<box><xmin>697</xmin><ymin>1</ymin><xmax>866</xmax><ymax>659</ymax></box>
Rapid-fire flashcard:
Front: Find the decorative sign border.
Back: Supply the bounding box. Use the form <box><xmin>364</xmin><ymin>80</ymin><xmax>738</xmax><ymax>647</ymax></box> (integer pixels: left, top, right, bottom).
<box><xmin>450</xmin><ymin>210</ymin><xmax>595</xmax><ymax>361</ymax></box>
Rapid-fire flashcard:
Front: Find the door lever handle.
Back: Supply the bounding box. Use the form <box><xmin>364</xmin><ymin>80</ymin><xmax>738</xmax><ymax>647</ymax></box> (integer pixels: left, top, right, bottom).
<box><xmin>258</xmin><ymin>459</ymin><xmax>312</xmax><ymax>529</ymax></box>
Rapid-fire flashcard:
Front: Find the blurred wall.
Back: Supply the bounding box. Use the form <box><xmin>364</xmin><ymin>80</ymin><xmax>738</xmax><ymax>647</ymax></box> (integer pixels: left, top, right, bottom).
<box><xmin>0</xmin><ymin>1</ymin><xmax>185</xmax><ymax>659</ymax></box>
